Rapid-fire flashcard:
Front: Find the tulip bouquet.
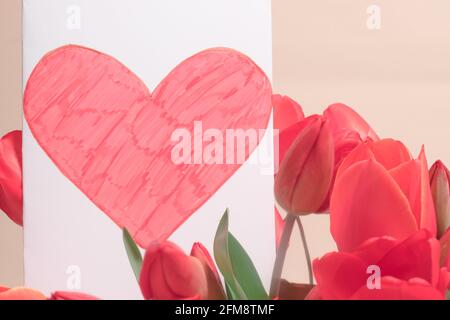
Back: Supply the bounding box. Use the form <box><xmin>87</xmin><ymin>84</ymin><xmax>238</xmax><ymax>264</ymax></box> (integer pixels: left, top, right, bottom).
<box><xmin>1</xmin><ymin>94</ymin><xmax>450</xmax><ymax>300</ymax></box>
<box><xmin>272</xmin><ymin>95</ymin><xmax>450</xmax><ymax>300</ymax></box>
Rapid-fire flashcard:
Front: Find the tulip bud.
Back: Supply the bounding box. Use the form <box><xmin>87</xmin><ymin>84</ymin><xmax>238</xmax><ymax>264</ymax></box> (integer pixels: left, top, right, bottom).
<box><xmin>275</xmin><ymin>116</ymin><xmax>334</xmax><ymax>215</ymax></box>
<box><xmin>430</xmin><ymin>161</ymin><xmax>450</xmax><ymax>238</ymax></box>
<box><xmin>272</xmin><ymin>94</ymin><xmax>305</xmax><ymax>132</ymax></box>
<box><xmin>0</xmin><ymin>131</ymin><xmax>23</xmax><ymax>226</ymax></box>
<box><xmin>191</xmin><ymin>243</ymin><xmax>226</xmax><ymax>300</ymax></box>
<box><xmin>140</xmin><ymin>242</ymin><xmax>207</xmax><ymax>300</ymax></box>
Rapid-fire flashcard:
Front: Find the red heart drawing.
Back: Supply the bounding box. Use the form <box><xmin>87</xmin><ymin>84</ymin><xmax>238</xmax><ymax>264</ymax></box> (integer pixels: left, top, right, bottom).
<box><xmin>24</xmin><ymin>45</ymin><xmax>272</xmax><ymax>248</ymax></box>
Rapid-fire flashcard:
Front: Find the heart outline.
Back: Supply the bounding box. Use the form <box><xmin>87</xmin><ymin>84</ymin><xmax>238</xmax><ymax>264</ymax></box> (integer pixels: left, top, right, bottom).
<box><xmin>24</xmin><ymin>45</ymin><xmax>272</xmax><ymax>248</ymax></box>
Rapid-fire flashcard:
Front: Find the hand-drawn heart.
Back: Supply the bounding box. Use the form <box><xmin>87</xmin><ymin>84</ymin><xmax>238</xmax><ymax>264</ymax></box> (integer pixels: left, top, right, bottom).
<box><xmin>24</xmin><ymin>45</ymin><xmax>272</xmax><ymax>248</ymax></box>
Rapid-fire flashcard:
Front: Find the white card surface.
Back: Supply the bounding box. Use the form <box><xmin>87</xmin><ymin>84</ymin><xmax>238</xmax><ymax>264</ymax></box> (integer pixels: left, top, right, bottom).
<box><xmin>22</xmin><ymin>0</ymin><xmax>274</xmax><ymax>299</ymax></box>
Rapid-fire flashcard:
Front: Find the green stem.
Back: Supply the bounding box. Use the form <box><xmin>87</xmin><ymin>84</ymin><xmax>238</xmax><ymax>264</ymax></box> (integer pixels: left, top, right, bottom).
<box><xmin>296</xmin><ymin>217</ymin><xmax>314</xmax><ymax>285</ymax></box>
<box><xmin>269</xmin><ymin>213</ymin><xmax>296</xmax><ymax>298</ymax></box>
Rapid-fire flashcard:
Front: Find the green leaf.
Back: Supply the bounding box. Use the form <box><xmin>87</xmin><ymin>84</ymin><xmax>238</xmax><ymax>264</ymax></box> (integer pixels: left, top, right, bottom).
<box><xmin>123</xmin><ymin>229</ymin><xmax>143</xmax><ymax>282</ymax></box>
<box><xmin>446</xmin><ymin>290</ymin><xmax>450</xmax><ymax>300</ymax></box>
<box><xmin>228</xmin><ymin>232</ymin><xmax>268</xmax><ymax>300</ymax></box>
<box><xmin>213</xmin><ymin>209</ymin><xmax>268</xmax><ymax>300</ymax></box>
<box><xmin>225</xmin><ymin>282</ymin><xmax>238</xmax><ymax>300</ymax></box>
<box><xmin>214</xmin><ymin>210</ymin><xmax>246</xmax><ymax>299</ymax></box>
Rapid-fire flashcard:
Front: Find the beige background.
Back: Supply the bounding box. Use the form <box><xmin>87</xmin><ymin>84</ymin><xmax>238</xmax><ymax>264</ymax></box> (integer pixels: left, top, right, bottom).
<box><xmin>2</xmin><ymin>0</ymin><xmax>450</xmax><ymax>287</ymax></box>
<box><xmin>0</xmin><ymin>0</ymin><xmax>23</xmax><ymax>287</ymax></box>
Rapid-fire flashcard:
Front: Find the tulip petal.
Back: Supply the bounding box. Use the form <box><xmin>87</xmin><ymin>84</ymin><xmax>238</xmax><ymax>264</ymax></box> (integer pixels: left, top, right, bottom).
<box><xmin>0</xmin><ymin>131</ymin><xmax>23</xmax><ymax>226</ymax></box>
<box><xmin>437</xmin><ymin>268</ymin><xmax>450</xmax><ymax>295</ymax></box>
<box><xmin>277</xmin><ymin>116</ymin><xmax>319</xmax><ymax>168</ymax></box>
<box><xmin>323</xmin><ymin>103</ymin><xmax>379</xmax><ymax>142</ymax></box>
<box><xmin>330</xmin><ymin>159</ymin><xmax>418</xmax><ymax>252</ymax></box>
<box><xmin>191</xmin><ymin>243</ymin><xmax>220</xmax><ymax>280</ymax></box>
<box><xmin>350</xmin><ymin>277</ymin><xmax>444</xmax><ymax>300</ymax></box>
<box><xmin>153</xmin><ymin>253</ymin><xmax>180</xmax><ymax>300</ymax></box>
<box><xmin>140</xmin><ymin>242</ymin><xmax>207</xmax><ymax>300</ymax></box>
<box><xmin>419</xmin><ymin>148</ymin><xmax>437</xmax><ymax>235</ymax></box>
<box><xmin>291</xmin><ymin>119</ymin><xmax>334</xmax><ymax>214</ymax></box>
<box><xmin>313</xmin><ymin>252</ymin><xmax>368</xmax><ymax>300</ymax></box>
<box><xmin>337</xmin><ymin>139</ymin><xmax>412</xmax><ymax>181</ymax></box>
<box><xmin>304</xmin><ymin>286</ymin><xmax>322</xmax><ymax>300</ymax></box>
<box><xmin>335</xmin><ymin>142</ymin><xmax>375</xmax><ymax>180</ymax></box>
<box><xmin>389</xmin><ymin>160</ymin><xmax>422</xmax><ymax>229</ymax></box>
<box><xmin>353</xmin><ymin>236</ymin><xmax>399</xmax><ymax>264</ymax></box>
<box><xmin>276</xmin><ymin>118</ymin><xmax>334</xmax><ymax>214</ymax></box>
<box><xmin>161</xmin><ymin>244</ymin><xmax>207</xmax><ymax>299</ymax></box>
<box><xmin>389</xmin><ymin>150</ymin><xmax>436</xmax><ymax>236</ymax></box>
<box><xmin>0</xmin><ymin>286</ymin><xmax>10</xmax><ymax>293</ymax></box>
<box><xmin>276</xmin><ymin>117</ymin><xmax>321</xmax><ymax>213</ymax></box>
<box><xmin>139</xmin><ymin>243</ymin><xmax>160</xmax><ymax>299</ymax></box>
<box><xmin>148</xmin><ymin>253</ymin><xmax>177</xmax><ymax>300</ymax></box>
<box><xmin>377</xmin><ymin>230</ymin><xmax>440</xmax><ymax>287</ymax></box>
<box><xmin>272</xmin><ymin>94</ymin><xmax>305</xmax><ymax>132</ymax></box>
<box><xmin>440</xmin><ymin>228</ymin><xmax>450</xmax><ymax>268</ymax></box>
<box><xmin>319</xmin><ymin>105</ymin><xmax>379</xmax><ymax>212</ymax></box>
<box><xmin>369</xmin><ymin>139</ymin><xmax>411</xmax><ymax>171</ymax></box>
<box><xmin>313</xmin><ymin>231</ymin><xmax>446</xmax><ymax>300</ymax></box>
<box><xmin>191</xmin><ymin>242</ymin><xmax>226</xmax><ymax>300</ymax></box>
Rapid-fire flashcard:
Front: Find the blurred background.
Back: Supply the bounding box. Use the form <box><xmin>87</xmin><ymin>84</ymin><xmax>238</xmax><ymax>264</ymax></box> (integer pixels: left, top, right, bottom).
<box><xmin>0</xmin><ymin>0</ymin><xmax>23</xmax><ymax>287</ymax></box>
<box><xmin>2</xmin><ymin>0</ymin><xmax>450</xmax><ymax>287</ymax></box>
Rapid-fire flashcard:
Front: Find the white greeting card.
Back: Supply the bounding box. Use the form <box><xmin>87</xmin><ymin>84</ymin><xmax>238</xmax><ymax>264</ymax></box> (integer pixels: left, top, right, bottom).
<box><xmin>22</xmin><ymin>0</ymin><xmax>274</xmax><ymax>299</ymax></box>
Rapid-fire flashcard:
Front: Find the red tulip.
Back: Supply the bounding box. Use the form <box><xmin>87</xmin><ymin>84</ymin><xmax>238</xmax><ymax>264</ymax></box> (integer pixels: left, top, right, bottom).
<box><xmin>429</xmin><ymin>161</ymin><xmax>450</xmax><ymax>238</ymax></box>
<box><xmin>272</xmin><ymin>95</ymin><xmax>304</xmax><ymax>239</ymax></box>
<box><xmin>0</xmin><ymin>131</ymin><xmax>23</xmax><ymax>226</ymax></box>
<box><xmin>318</xmin><ymin>104</ymin><xmax>379</xmax><ymax>211</ymax></box>
<box><xmin>275</xmin><ymin>102</ymin><xmax>378</xmax><ymax>212</ymax></box>
<box><xmin>140</xmin><ymin>241</ymin><xmax>224</xmax><ymax>300</ymax></box>
<box><xmin>50</xmin><ymin>291</ymin><xmax>100</xmax><ymax>300</ymax></box>
<box><xmin>330</xmin><ymin>139</ymin><xmax>436</xmax><ymax>251</ymax></box>
<box><xmin>190</xmin><ymin>243</ymin><xmax>226</xmax><ymax>300</ymax></box>
<box><xmin>276</xmin><ymin>103</ymin><xmax>378</xmax><ymax>167</ymax></box>
<box><xmin>277</xmin><ymin>116</ymin><xmax>319</xmax><ymax>169</ymax></box>
<box><xmin>350</xmin><ymin>278</ymin><xmax>445</xmax><ymax>300</ymax></box>
<box><xmin>275</xmin><ymin>116</ymin><xmax>334</xmax><ymax>214</ymax></box>
<box><xmin>324</xmin><ymin>103</ymin><xmax>379</xmax><ymax>167</ymax></box>
<box><xmin>0</xmin><ymin>286</ymin><xmax>46</xmax><ymax>300</ymax></box>
<box><xmin>272</xmin><ymin>94</ymin><xmax>305</xmax><ymax>132</ymax></box>
<box><xmin>312</xmin><ymin>230</ymin><xmax>450</xmax><ymax>300</ymax></box>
